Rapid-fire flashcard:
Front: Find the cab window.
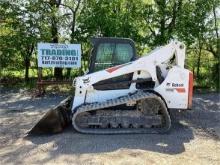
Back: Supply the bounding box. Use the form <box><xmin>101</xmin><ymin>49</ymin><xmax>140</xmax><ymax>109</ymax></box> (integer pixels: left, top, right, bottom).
<box><xmin>94</xmin><ymin>43</ymin><xmax>133</xmax><ymax>72</ymax></box>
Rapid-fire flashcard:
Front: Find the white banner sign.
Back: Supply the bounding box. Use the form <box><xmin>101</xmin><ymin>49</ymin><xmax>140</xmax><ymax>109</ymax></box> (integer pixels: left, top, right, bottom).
<box><xmin>37</xmin><ymin>43</ymin><xmax>81</xmax><ymax>68</ymax></box>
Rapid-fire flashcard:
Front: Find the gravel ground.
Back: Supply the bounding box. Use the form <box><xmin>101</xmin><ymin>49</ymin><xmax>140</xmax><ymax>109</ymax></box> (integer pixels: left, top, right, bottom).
<box><xmin>0</xmin><ymin>88</ymin><xmax>220</xmax><ymax>165</ymax></box>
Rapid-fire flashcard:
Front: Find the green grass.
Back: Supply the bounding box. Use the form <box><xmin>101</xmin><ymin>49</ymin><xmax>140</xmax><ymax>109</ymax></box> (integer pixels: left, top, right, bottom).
<box><xmin>0</xmin><ymin>68</ymin><xmax>53</xmax><ymax>78</ymax></box>
<box><xmin>0</xmin><ymin>68</ymin><xmax>79</xmax><ymax>93</ymax></box>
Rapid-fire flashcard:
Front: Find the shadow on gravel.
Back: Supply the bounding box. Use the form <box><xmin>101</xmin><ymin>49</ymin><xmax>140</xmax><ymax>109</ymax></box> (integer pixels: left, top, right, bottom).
<box><xmin>24</xmin><ymin>119</ymin><xmax>194</xmax><ymax>156</ymax></box>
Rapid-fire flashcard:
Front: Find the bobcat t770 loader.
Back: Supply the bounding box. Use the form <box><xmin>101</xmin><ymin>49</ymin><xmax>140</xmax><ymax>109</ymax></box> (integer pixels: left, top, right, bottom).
<box><xmin>29</xmin><ymin>37</ymin><xmax>193</xmax><ymax>135</ymax></box>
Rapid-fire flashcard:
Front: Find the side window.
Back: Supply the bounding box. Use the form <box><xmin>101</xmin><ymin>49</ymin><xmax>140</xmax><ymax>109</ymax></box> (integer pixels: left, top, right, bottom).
<box><xmin>114</xmin><ymin>44</ymin><xmax>133</xmax><ymax>64</ymax></box>
<box><xmin>94</xmin><ymin>43</ymin><xmax>134</xmax><ymax>72</ymax></box>
<box><xmin>95</xmin><ymin>43</ymin><xmax>115</xmax><ymax>71</ymax></box>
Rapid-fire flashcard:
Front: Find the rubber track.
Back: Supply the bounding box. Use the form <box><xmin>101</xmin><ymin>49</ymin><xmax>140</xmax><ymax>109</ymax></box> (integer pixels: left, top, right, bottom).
<box><xmin>72</xmin><ymin>90</ymin><xmax>171</xmax><ymax>134</ymax></box>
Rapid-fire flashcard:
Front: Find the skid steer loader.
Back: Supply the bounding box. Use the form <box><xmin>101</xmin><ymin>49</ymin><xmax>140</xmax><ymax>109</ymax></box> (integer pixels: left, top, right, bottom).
<box><xmin>29</xmin><ymin>37</ymin><xmax>193</xmax><ymax>135</ymax></box>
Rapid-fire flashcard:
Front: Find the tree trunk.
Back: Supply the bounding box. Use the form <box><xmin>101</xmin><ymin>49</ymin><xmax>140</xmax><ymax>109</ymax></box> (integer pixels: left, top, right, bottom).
<box><xmin>65</xmin><ymin>11</ymin><xmax>77</xmax><ymax>79</ymax></box>
<box><xmin>214</xmin><ymin>62</ymin><xmax>220</xmax><ymax>90</ymax></box>
<box><xmin>196</xmin><ymin>47</ymin><xmax>202</xmax><ymax>80</ymax></box>
<box><xmin>214</xmin><ymin>40</ymin><xmax>219</xmax><ymax>90</ymax></box>
<box><xmin>52</xmin><ymin>27</ymin><xmax>63</xmax><ymax>80</ymax></box>
<box><xmin>66</xmin><ymin>68</ymin><xmax>71</xmax><ymax>78</ymax></box>
<box><xmin>192</xmin><ymin>65</ymin><xmax>195</xmax><ymax>75</ymax></box>
<box><xmin>50</xmin><ymin>0</ymin><xmax>63</xmax><ymax>80</ymax></box>
<box><xmin>213</xmin><ymin>5</ymin><xmax>219</xmax><ymax>90</ymax></box>
<box><xmin>157</xmin><ymin>0</ymin><xmax>166</xmax><ymax>44</ymax></box>
<box><xmin>65</xmin><ymin>0</ymin><xmax>81</xmax><ymax>79</ymax></box>
<box><xmin>24</xmin><ymin>43</ymin><xmax>34</xmax><ymax>83</ymax></box>
<box><xmin>24</xmin><ymin>57</ymin><xmax>30</xmax><ymax>83</ymax></box>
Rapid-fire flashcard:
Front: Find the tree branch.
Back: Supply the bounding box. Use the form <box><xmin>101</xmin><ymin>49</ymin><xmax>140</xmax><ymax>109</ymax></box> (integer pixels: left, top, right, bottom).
<box><xmin>75</xmin><ymin>0</ymin><xmax>81</xmax><ymax>13</ymax></box>
<box><xmin>167</xmin><ymin>0</ymin><xmax>182</xmax><ymax>34</ymax></box>
<box><xmin>60</xmin><ymin>0</ymin><xmax>81</xmax><ymax>14</ymax></box>
<box><xmin>203</xmin><ymin>46</ymin><xmax>217</xmax><ymax>58</ymax></box>
<box><xmin>59</xmin><ymin>3</ymin><xmax>75</xmax><ymax>13</ymax></box>
<box><xmin>148</xmin><ymin>26</ymin><xmax>157</xmax><ymax>37</ymax></box>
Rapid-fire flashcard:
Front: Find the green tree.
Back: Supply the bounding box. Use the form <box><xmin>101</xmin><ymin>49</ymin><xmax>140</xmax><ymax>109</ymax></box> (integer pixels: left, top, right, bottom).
<box><xmin>0</xmin><ymin>1</ymin><xmax>37</xmax><ymax>82</ymax></box>
<box><xmin>143</xmin><ymin>0</ymin><xmax>183</xmax><ymax>46</ymax></box>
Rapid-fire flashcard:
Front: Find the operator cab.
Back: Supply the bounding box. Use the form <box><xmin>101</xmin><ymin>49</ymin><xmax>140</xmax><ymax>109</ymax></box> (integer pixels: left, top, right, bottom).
<box><xmin>88</xmin><ymin>37</ymin><xmax>156</xmax><ymax>91</ymax></box>
<box><xmin>89</xmin><ymin>37</ymin><xmax>137</xmax><ymax>73</ymax></box>
<box><xmin>88</xmin><ymin>37</ymin><xmax>137</xmax><ymax>90</ymax></box>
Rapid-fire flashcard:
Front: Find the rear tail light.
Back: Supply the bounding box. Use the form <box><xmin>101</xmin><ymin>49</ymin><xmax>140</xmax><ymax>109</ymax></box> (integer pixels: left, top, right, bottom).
<box><xmin>188</xmin><ymin>72</ymin><xmax>193</xmax><ymax>109</ymax></box>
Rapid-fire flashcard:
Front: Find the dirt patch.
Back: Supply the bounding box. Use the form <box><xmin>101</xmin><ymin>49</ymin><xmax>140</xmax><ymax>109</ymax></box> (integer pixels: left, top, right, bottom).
<box><xmin>0</xmin><ymin>89</ymin><xmax>219</xmax><ymax>165</ymax></box>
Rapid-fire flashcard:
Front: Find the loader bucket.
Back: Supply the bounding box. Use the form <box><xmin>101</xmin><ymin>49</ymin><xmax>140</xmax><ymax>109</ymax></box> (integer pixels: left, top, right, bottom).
<box><xmin>28</xmin><ymin>96</ymin><xmax>73</xmax><ymax>135</ymax></box>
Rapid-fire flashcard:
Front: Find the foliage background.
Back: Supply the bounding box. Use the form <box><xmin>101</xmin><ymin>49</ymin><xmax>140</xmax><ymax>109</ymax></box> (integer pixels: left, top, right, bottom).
<box><xmin>0</xmin><ymin>0</ymin><xmax>219</xmax><ymax>90</ymax></box>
